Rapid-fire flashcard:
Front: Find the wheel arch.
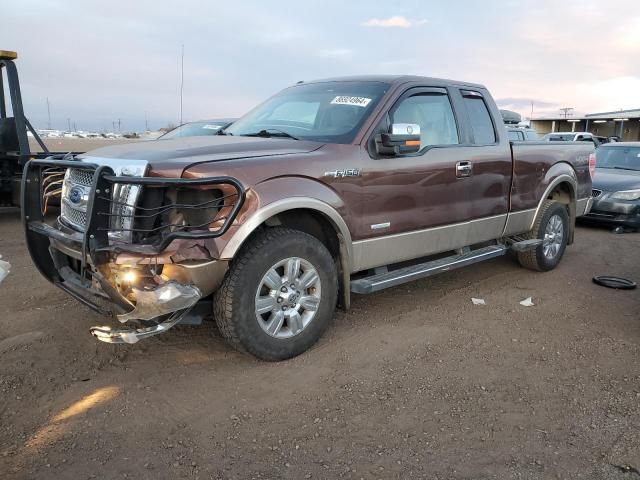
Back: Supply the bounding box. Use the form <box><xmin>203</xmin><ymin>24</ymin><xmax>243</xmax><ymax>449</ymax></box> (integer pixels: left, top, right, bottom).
<box><xmin>532</xmin><ymin>169</ymin><xmax>578</xmax><ymax>244</ymax></box>
<box><xmin>220</xmin><ymin>198</ymin><xmax>353</xmax><ymax>308</ymax></box>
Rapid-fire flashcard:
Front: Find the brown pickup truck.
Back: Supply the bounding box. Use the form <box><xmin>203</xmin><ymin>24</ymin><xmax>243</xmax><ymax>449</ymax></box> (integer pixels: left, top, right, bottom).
<box><xmin>22</xmin><ymin>75</ymin><xmax>596</xmax><ymax>360</ymax></box>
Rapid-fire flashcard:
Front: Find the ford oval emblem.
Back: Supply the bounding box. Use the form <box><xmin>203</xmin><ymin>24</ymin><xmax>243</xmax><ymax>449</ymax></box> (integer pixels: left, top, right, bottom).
<box><xmin>69</xmin><ymin>186</ymin><xmax>84</xmax><ymax>205</ymax></box>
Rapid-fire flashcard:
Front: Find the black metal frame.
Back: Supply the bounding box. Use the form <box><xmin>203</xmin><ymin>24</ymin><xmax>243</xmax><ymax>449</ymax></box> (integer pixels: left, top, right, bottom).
<box><xmin>0</xmin><ymin>57</ymin><xmax>49</xmax><ymax>159</ymax></box>
<box><xmin>1</xmin><ymin>56</ymin><xmax>54</xmax><ymax>207</ymax></box>
<box><xmin>22</xmin><ymin>157</ymin><xmax>246</xmax><ymax>313</ymax></box>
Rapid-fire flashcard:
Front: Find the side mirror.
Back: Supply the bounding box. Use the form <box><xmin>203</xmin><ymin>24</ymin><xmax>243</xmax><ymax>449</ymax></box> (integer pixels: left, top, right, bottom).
<box><xmin>375</xmin><ymin>123</ymin><xmax>421</xmax><ymax>155</ymax></box>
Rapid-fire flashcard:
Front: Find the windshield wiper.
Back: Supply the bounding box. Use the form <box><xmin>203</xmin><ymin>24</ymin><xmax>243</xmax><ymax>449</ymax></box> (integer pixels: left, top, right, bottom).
<box><xmin>242</xmin><ymin>129</ymin><xmax>299</xmax><ymax>140</ymax></box>
<box><xmin>216</xmin><ymin>128</ymin><xmax>233</xmax><ymax>136</ymax></box>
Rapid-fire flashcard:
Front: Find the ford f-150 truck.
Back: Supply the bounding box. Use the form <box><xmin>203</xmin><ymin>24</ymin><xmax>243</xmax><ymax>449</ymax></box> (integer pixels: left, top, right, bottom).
<box><xmin>22</xmin><ymin>75</ymin><xmax>596</xmax><ymax>360</ymax></box>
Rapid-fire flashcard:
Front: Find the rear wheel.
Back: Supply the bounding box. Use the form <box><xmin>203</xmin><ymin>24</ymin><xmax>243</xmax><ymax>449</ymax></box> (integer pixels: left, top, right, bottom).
<box><xmin>517</xmin><ymin>200</ymin><xmax>570</xmax><ymax>271</ymax></box>
<box><xmin>214</xmin><ymin>227</ymin><xmax>337</xmax><ymax>360</ymax></box>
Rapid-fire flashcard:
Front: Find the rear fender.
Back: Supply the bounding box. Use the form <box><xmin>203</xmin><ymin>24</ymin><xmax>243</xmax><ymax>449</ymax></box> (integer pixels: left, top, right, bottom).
<box><xmin>532</xmin><ymin>164</ymin><xmax>578</xmax><ymax>243</ymax></box>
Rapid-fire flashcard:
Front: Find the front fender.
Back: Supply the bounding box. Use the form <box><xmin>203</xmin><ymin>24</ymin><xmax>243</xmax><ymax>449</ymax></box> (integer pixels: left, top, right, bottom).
<box><xmin>219</xmin><ymin>177</ymin><xmax>354</xmax><ymax>271</ymax></box>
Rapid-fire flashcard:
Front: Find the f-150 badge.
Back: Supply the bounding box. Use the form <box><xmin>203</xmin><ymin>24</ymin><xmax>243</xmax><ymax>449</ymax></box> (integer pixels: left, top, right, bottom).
<box><xmin>324</xmin><ymin>168</ymin><xmax>361</xmax><ymax>178</ymax></box>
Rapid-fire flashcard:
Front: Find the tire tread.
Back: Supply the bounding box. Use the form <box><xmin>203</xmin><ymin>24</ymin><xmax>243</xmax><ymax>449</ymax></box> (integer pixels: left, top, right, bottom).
<box><xmin>517</xmin><ymin>200</ymin><xmax>566</xmax><ymax>271</ymax></box>
<box><xmin>214</xmin><ymin>227</ymin><xmax>336</xmax><ymax>359</ymax></box>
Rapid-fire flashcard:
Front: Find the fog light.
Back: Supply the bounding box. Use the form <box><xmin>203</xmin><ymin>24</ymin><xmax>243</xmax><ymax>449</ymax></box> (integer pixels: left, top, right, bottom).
<box><xmin>122</xmin><ymin>270</ymin><xmax>138</xmax><ymax>284</ymax></box>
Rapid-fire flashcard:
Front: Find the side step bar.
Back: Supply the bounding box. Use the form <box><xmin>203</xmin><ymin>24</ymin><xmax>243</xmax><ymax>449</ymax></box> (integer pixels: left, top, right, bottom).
<box><xmin>350</xmin><ymin>245</ymin><xmax>508</xmax><ymax>294</ymax></box>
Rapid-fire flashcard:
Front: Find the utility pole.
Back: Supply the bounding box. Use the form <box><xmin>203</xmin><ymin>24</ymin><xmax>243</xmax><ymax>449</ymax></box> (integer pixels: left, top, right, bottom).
<box><xmin>559</xmin><ymin>107</ymin><xmax>574</xmax><ymax>119</ymax></box>
<box><xmin>530</xmin><ymin>101</ymin><xmax>534</xmax><ymax>120</ymax></box>
<box><xmin>179</xmin><ymin>43</ymin><xmax>185</xmax><ymax>125</ymax></box>
<box><xmin>46</xmin><ymin>97</ymin><xmax>51</xmax><ymax>130</ymax></box>
<box><xmin>145</xmin><ymin>111</ymin><xmax>149</xmax><ymax>131</ymax></box>
<box><xmin>67</xmin><ymin>118</ymin><xmax>71</xmax><ymax>131</ymax></box>
<box><xmin>118</xmin><ymin>118</ymin><xmax>121</xmax><ymax>132</ymax></box>
<box><xmin>73</xmin><ymin>121</ymin><xmax>77</xmax><ymax>132</ymax></box>
<box><xmin>112</xmin><ymin>121</ymin><xmax>116</xmax><ymax>132</ymax></box>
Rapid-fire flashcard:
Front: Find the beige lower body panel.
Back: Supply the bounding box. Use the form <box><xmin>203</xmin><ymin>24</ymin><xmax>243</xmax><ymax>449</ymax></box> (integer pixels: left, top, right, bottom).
<box><xmin>351</xmin><ymin>214</ymin><xmax>508</xmax><ymax>272</ymax></box>
<box><xmin>502</xmin><ymin>208</ymin><xmax>536</xmax><ymax>236</ymax></box>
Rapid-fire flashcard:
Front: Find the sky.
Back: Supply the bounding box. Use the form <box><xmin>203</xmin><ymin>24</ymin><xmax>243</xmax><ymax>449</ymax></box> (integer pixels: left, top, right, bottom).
<box><xmin>2</xmin><ymin>0</ymin><xmax>640</xmax><ymax>132</ymax></box>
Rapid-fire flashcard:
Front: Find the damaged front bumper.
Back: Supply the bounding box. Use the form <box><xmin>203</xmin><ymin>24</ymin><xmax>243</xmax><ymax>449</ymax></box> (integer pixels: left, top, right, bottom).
<box><xmin>21</xmin><ymin>158</ymin><xmax>245</xmax><ymax>343</ymax></box>
<box><xmin>91</xmin><ymin>281</ymin><xmax>201</xmax><ymax>344</ymax></box>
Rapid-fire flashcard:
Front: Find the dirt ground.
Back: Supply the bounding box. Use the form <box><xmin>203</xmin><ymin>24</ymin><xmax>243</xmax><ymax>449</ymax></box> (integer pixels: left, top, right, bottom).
<box><xmin>1</xmin><ymin>212</ymin><xmax>639</xmax><ymax>479</ymax></box>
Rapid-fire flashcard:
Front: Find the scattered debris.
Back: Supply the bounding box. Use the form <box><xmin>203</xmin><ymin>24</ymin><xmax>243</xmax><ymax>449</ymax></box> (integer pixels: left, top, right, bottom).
<box><xmin>471</xmin><ymin>298</ymin><xmax>486</xmax><ymax>305</ymax></box>
<box><xmin>610</xmin><ymin>463</ymin><xmax>640</xmax><ymax>476</ymax></box>
<box><xmin>0</xmin><ymin>257</ymin><xmax>10</xmax><ymax>285</ymax></box>
<box><xmin>519</xmin><ymin>297</ymin><xmax>535</xmax><ymax>307</ymax></box>
<box><xmin>592</xmin><ymin>276</ymin><xmax>637</xmax><ymax>290</ymax></box>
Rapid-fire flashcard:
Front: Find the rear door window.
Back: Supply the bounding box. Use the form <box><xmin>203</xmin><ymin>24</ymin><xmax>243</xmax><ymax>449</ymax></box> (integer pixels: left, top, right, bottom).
<box><xmin>461</xmin><ymin>91</ymin><xmax>496</xmax><ymax>144</ymax></box>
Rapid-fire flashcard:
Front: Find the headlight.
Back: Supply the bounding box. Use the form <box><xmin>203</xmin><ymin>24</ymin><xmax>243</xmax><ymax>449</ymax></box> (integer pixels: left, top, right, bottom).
<box><xmin>610</xmin><ymin>189</ymin><xmax>640</xmax><ymax>201</ymax></box>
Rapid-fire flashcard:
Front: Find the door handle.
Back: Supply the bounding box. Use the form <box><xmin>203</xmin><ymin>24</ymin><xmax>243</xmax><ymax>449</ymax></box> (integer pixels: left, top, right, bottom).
<box><xmin>456</xmin><ymin>161</ymin><xmax>473</xmax><ymax>178</ymax></box>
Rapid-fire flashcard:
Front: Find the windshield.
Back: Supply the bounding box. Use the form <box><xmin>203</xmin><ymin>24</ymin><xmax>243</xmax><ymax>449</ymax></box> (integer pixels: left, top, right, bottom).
<box><xmin>543</xmin><ymin>133</ymin><xmax>576</xmax><ymax>141</ymax></box>
<box><xmin>596</xmin><ymin>146</ymin><xmax>640</xmax><ymax>171</ymax></box>
<box><xmin>160</xmin><ymin>120</ymin><xmax>231</xmax><ymax>139</ymax></box>
<box><xmin>224</xmin><ymin>81</ymin><xmax>388</xmax><ymax>144</ymax></box>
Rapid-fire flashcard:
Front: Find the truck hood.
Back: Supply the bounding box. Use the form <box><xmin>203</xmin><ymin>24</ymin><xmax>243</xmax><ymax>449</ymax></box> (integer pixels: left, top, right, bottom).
<box><xmin>592</xmin><ymin>168</ymin><xmax>640</xmax><ymax>191</ymax></box>
<box><xmin>78</xmin><ymin>136</ymin><xmax>324</xmax><ymax>174</ymax></box>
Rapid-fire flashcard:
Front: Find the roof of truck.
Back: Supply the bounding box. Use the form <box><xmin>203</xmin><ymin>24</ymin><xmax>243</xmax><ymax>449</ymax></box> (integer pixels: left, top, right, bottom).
<box><xmin>300</xmin><ymin>75</ymin><xmax>486</xmax><ymax>89</ymax></box>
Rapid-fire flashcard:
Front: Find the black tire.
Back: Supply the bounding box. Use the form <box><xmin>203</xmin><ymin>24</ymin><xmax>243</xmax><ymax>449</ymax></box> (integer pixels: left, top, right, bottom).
<box><xmin>213</xmin><ymin>227</ymin><xmax>338</xmax><ymax>361</ymax></box>
<box><xmin>517</xmin><ymin>200</ymin><xmax>570</xmax><ymax>272</ymax></box>
<box><xmin>592</xmin><ymin>276</ymin><xmax>637</xmax><ymax>290</ymax></box>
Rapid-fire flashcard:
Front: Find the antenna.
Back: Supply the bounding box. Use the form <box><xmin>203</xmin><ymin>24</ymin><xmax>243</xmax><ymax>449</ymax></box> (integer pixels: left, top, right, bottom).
<box><xmin>46</xmin><ymin>97</ymin><xmax>51</xmax><ymax>129</ymax></box>
<box><xmin>530</xmin><ymin>101</ymin><xmax>534</xmax><ymax>120</ymax></box>
<box><xmin>179</xmin><ymin>44</ymin><xmax>184</xmax><ymax>125</ymax></box>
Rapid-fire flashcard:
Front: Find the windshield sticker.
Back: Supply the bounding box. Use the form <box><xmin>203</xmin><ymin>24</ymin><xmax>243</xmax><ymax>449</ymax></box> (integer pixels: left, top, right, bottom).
<box><xmin>330</xmin><ymin>96</ymin><xmax>372</xmax><ymax>108</ymax></box>
<box><xmin>202</xmin><ymin>125</ymin><xmax>222</xmax><ymax>130</ymax></box>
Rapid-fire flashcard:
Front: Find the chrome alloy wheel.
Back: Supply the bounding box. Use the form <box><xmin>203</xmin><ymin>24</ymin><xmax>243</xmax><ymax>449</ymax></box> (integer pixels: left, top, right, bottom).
<box><xmin>542</xmin><ymin>214</ymin><xmax>564</xmax><ymax>259</ymax></box>
<box><xmin>254</xmin><ymin>257</ymin><xmax>322</xmax><ymax>339</ymax></box>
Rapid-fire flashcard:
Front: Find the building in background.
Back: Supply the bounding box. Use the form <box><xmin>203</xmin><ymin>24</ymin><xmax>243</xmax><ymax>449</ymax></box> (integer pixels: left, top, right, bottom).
<box><xmin>531</xmin><ymin>108</ymin><xmax>640</xmax><ymax>141</ymax></box>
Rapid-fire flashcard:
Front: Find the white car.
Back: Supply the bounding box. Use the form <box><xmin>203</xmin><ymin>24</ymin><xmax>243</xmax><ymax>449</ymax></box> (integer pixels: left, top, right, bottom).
<box><xmin>543</xmin><ymin>132</ymin><xmax>609</xmax><ymax>146</ymax></box>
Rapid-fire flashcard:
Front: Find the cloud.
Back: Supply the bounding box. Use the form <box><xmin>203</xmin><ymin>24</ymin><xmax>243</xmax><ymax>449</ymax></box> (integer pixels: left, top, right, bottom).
<box><xmin>4</xmin><ymin>0</ymin><xmax>640</xmax><ymax>131</ymax></box>
<box><xmin>318</xmin><ymin>48</ymin><xmax>354</xmax><ymax>58</ymax></box>
<box><xmin>575</xmin><ymin>76</ymin><xmax>640</xmax><ymax>112</ymax></box>
<box><xmin>361</xmin><ymin>16</ymin><xmax>426</xmax><ymax>28</ymax></box>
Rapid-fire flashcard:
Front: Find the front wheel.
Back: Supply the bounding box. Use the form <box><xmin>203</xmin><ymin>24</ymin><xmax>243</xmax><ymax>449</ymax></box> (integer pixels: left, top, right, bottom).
<box><xmin>517</xmin><ymin>200</ymin><xmax>570</xmax><ymax>271</ymax></box>
<box><xmin>214</xmin><ymin>227</ymin><xmax>338</xmax><ymax>360</ymax></box>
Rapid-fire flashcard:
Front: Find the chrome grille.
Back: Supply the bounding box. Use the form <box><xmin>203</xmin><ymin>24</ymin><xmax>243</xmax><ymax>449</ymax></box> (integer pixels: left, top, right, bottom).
<box><xmin>68</xmin><ymin>168</ymin><xmax>94</xmax><ymax>187</ymax></box>
<box><xmin>60</xmin><ymin>163</ymin><xmax>147</xmax><ymax>243</ymax></box>
<box><xmin>60</xmin><ymin>168</ymin><xmax>93</xmax><ymax>230</ymax></box>
<box><xmin>591</xmin><ymin>189</ymin><xmax>603</xmax><ymax>198</ymax></box>
<box><xmin>63</xmin><ymin>207</ymin><xmax>88</xmax><ymax>227</ymax></box>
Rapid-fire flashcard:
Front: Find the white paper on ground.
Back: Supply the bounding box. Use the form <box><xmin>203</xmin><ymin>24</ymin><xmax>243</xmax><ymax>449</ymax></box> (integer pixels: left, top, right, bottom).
<box><xmin>0</xmin><ymin>259</ymin><xmax>10</xmax><ymax>285</ymax></box>
<box><xmin>471</xmin><ymin>298</ymin><xmax>486</xmax><ymax>305</ymax></box>
<box><xmin>519</xmin><ymin>297</ymin><xmax>535</xmax><ymax>307</ymax></box>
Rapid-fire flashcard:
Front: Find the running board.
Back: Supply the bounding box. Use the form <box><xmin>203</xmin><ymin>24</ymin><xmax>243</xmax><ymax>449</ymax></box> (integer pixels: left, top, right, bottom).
<box><xmin>350</xmin><ymin>245</ymin><xmax>508</xmax><ymax>294</ymax></box>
